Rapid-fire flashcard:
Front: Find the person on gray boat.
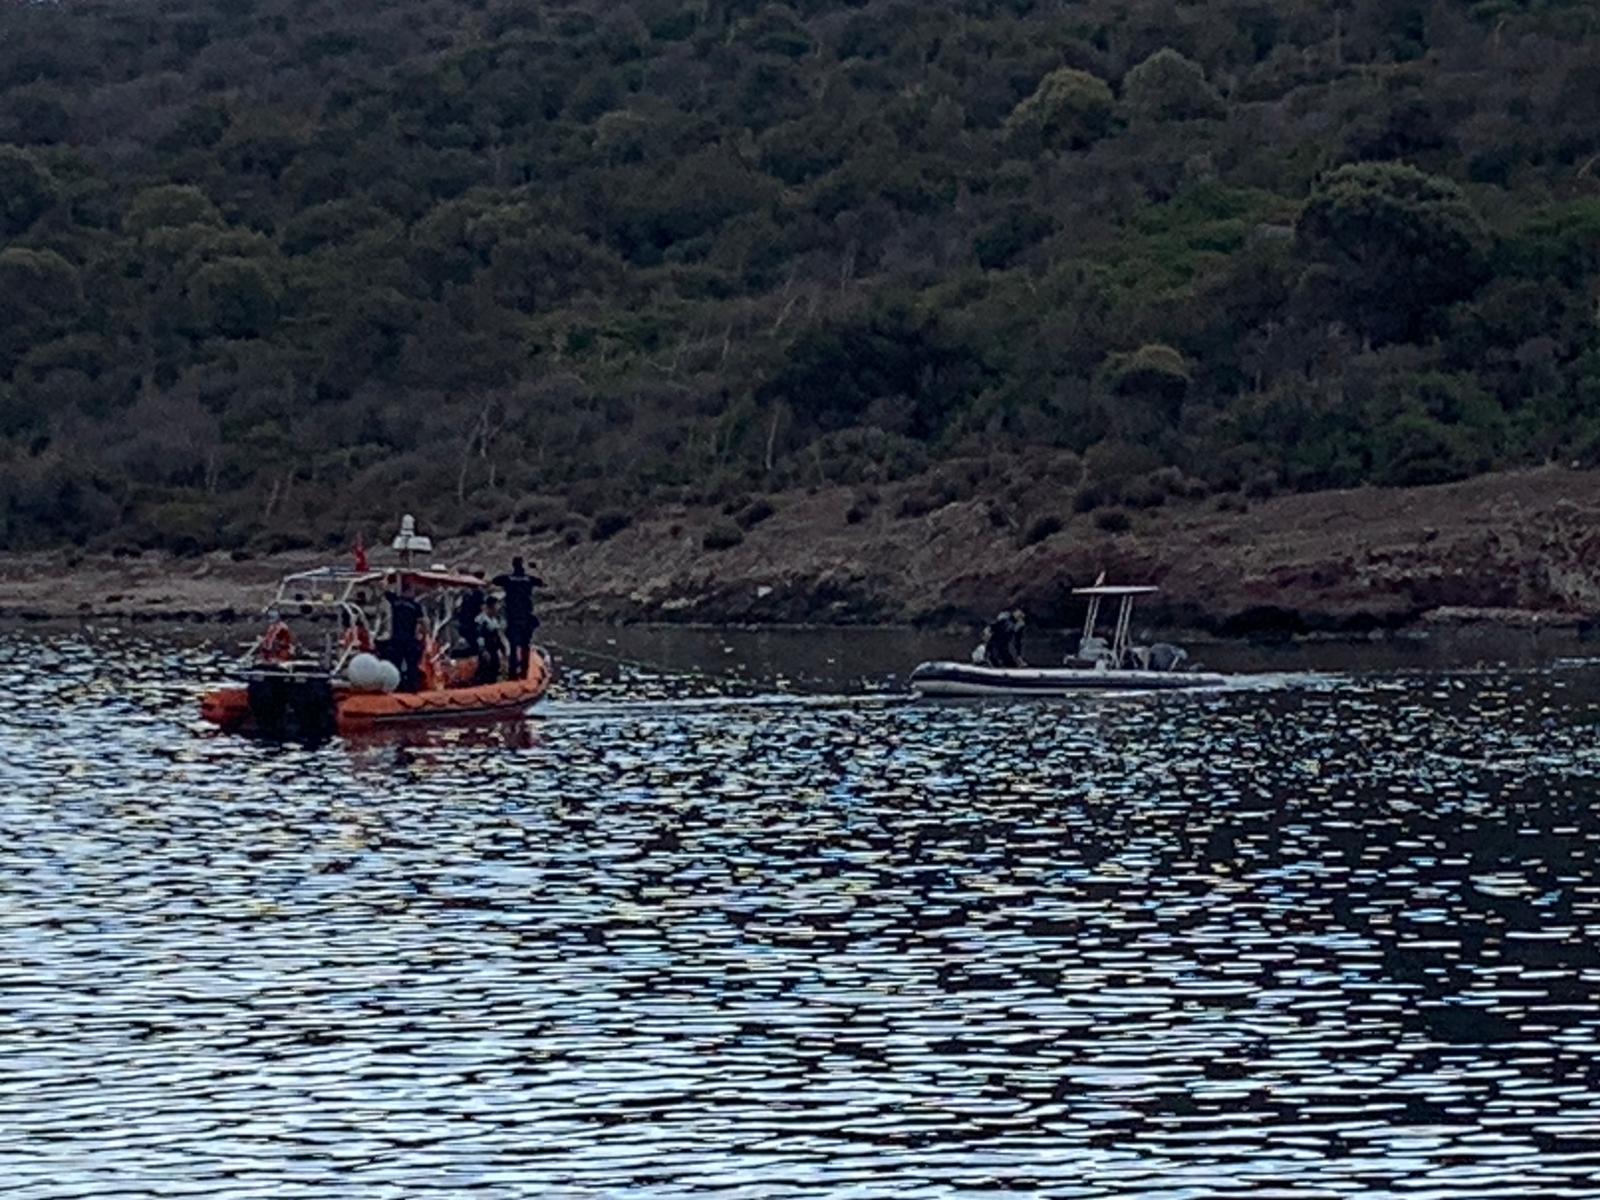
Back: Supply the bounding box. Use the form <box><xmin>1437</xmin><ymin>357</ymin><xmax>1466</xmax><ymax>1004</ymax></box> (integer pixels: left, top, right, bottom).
<box><xmin>1145</xmin><ymin>642</ymin><xmax>1187</xmax><ymax>672</ymax></box>
<box><xmin>983</xmin><ymin>609</ymin><xmax>1027</xmax><ymax>668</ymax></box>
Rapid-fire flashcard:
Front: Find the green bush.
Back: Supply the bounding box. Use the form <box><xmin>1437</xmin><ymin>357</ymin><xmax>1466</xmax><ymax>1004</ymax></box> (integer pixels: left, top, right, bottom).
<box><xmin>702</xmin><ymin>521</ymin><xmax>744</xmax><ymax>551</ymax></box>
<box><xmin>125</xmin><ymin>184</ymin><xmax>223</xmax><ymax>236</ymax></box>
<box><xmin>1094</xmin><ymin>507</ymin><xmax>1133</xmax><ymax>533</ymax></box>
<box><xmin>1103</xmin><ymin>345</ymin><xmax>1191</xmax><ymax>410</ymax></box>
<box><xmin>1023</xmin><ymin>513</ymin><xmax>1064</xmax><ymax>545</ymax></box>
<box><xmin>735</xmin><ymin>498</ymin><xmax>776</xmax><ymax>529</ymax></box>
<box><xmin>974</xmin><ymin>204</ymin><xmax>1057</xmax><ymax>270</ymax></box>
<box><xmin>1005</xmin><ymin>68</ymin><xmax>1115</xmax><ymax>152</ymax></box>
<box><xmin>1084</xmin><ymin>438</ymin><xmax>1167</xmax><ymax>486</ymax></box>
<box><xmin>0</xmin><ymin>146</ymin><xmax>57</xmax><ymax>237</ymax></box>
<box><xmin>1297</xmin><ymin>162</ymin><xmax>1489</xmax><ymax>344</ymax></box>
<box><xmin>590</xmin><ymin>509</ymin><xmax>633</xmax><ymax>540</ymax></box>
<box><xmin>1123</xmin><ymin>50</ymin><xmax>1225</xmax><ymax>121</ymax></box>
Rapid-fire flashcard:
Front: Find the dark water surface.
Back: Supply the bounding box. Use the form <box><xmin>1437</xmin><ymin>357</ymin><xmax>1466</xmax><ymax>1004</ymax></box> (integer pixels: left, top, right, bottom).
<box><xmin>4</xmin><ymin>627</ymin><xmax>1600</xmax><ymax>1197</ymax></box>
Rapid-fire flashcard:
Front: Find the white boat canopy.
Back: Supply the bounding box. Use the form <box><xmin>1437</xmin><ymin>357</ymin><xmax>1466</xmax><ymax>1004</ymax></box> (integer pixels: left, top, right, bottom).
<box><xmin>1072</xmin><ymin>583</ymin><xmax>1160</xmax><ymax>667</ymax></box>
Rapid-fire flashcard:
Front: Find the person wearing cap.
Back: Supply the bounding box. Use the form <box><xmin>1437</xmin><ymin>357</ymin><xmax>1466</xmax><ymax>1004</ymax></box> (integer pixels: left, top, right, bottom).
<box><xmin>492</xmin><ymin>556</ymin><xmax>545</xmax><ymax>680</ymax></box>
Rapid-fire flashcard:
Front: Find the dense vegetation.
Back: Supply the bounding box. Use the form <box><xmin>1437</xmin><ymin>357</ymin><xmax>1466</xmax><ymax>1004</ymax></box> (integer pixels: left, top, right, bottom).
<box><xmin>2</xmin><ymin>0</ymin><xmax>1600</xmax><ymax>553</ymax></box>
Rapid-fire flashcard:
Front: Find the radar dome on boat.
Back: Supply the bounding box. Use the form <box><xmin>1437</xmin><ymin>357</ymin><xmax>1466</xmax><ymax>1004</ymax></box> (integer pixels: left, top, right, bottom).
<box><xmin>346</xmin><ymin>653</ymin><xmax>400</xmax><ymax>693</ymax></box>
<box><xmin>391</xmin><ymin>514</ymin><xmax>432</xmax><ymax>556</ymax></box>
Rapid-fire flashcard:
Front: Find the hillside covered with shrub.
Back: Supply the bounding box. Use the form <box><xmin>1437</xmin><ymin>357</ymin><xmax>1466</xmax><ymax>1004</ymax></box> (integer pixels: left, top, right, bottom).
<box><xmin>2</xmin><ymin>0</ymin><xmax>1599</xmax><ymax>555</ymax></box>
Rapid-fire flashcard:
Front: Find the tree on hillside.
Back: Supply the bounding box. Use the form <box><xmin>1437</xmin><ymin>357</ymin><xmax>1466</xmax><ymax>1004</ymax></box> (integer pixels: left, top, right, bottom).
<box><xmin>188</xmin><ymin>258</ymin><xmax>280</xmax><ymax>339</ymax></box>
<box><xmin>759</xmin><ymin>303</ymin><xmax>990</xmax><ymax>441</ymax></box>
<box><xmin>1004</xmin><ymin>68</ymin><xmax>1115</xmax><ymax>153</ymax></box>
<box><xmin>0</xmin><ymin>144</ymin><xmax>56</xmax><ymax>237</ymax></box>
<box><xmin>1099</xmin><ymin>343</ymin><xmax>1191</xmax><ymax>439</ymax></box>
<box><xmin>124</xmin><ymin>184</ymin><xmax>222</xmax><ymax>236</ymax></box>
<box><xmin>1123</xmin><ymin>49</ymin><xmax>1226</xmax><ymax>121</ymax></box>
<box><xmin>1296</xmin><ymin>161</ymin><xmax>1488</xmax><ymax>344</ymax></box>
<box><xmin>1</xmin><ymin>0</ymin><xmax>1598</xmax><ymax>552</ymax></box>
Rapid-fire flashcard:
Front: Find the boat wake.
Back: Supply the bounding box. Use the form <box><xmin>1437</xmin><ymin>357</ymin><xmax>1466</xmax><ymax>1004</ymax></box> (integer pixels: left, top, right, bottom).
<box><xmin>544</xmin><ymin>692</ymin><xmax>915</xmax><ymax>718</ymax></box>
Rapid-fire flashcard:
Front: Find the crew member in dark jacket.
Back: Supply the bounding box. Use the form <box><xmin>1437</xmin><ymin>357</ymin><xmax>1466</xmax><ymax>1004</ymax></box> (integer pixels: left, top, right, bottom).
<box><xmin>384</xmin><ymin>582</ymin><xmax>424</xmax><ymax>692</ymax></box>
<box><xmin>492</xmin><ymin>556</ymin><xmax>544</xmax><ymax>680</ymax></box>
<box><xmin>456</xmin><ymin>573</ymin><xmax>486</xmax><ymax>658</ymax></box>
<box><xmin>984</xmin><ymin>609</ymin><xmax>1027</xmax><ymax>668</ymax></box>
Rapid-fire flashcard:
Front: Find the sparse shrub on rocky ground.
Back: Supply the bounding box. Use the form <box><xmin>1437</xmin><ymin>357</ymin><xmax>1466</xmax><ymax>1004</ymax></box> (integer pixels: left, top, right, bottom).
<box><xmin>1119</xmin><ymin>475</ymin><xmax>1169</xmax><ymax>510</ymax></box>
<box><xmin>702</xmin><ymin>522</ymin><xmax>744</xmax><ymax>551</ymax></box>
<box><xmin>736</xmin><ymin>498</ymin><xmax>776</xmax><ymax>529</ymax></box>
<box><xmin>513</xmin><ymin>498</ymin><xmax>571</xmax><ymax>534</ymax></box>
<box><xmin>1023</xmin><ymin>514</ymin><xmax>1064</xmax><ymax>545</ymax></box>
<box><xmin>896</xmin><ymin>465</ymin><xmax>982</xmax><ymax>518</ymax></box>
<box><xmin>1147</xmin><ymin>466</ymin><xmax>1209</xmax><ymax>499</ymax></box>
<box><xmin>1243</xmin><ymin>471</ymin><xmax>1279</xmax><ymax>500</ymax></box>
<box><xmin>590</xmin><ymin>510</ymin><xmax>633</xmax><ymax>541</ymax></box>
<box><xmin>1095</xmin><ymin>507</ymin><xmax>1133</xmax><ymax>534</ymax></box>
<box><xmin>845</xmin><ymin>488</ymin><xmax>880</xmax><ymax>525</ymax></box>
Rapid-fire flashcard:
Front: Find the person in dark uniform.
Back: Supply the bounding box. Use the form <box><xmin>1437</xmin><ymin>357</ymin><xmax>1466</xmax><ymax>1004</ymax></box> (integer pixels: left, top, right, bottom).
<box><xmin>983</xmin><ymin>609</ymin><xmax>1027</xmax><ymax>668</ymax></box>
<box><xmin>384</xmin><ymin>581</ymin><xmax>424</xmax><ymax>692</ymax></box>
<box><xmin>456</xmin><ymin>571</ymin><xmax>486</xmax><ymax>658</ymax></box>
<box><xmin>492</xmin><ymin>556</ymin><xmax>543</xmax><ymax>680</ymax></box>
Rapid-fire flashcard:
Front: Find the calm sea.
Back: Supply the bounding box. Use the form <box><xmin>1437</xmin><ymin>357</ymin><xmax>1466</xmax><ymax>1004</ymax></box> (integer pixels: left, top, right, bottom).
<box><xmin>2</xmin><ymin>625</ymin><xmax>1598</xmax><ymax>1197</ymax></box>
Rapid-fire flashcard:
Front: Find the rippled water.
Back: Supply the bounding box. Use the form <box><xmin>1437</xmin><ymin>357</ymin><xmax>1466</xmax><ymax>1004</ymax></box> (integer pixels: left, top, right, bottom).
<box><xmin>4</xmin><ymin>627</ymin><xmax>1600</xmax><ymax>1197</ymax></box>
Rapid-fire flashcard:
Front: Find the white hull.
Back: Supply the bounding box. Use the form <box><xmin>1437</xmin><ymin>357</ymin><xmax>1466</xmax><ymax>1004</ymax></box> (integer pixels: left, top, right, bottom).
<box><xmin>910</xmin><ymin>661</ymin><xmax>1232</xmax><ymax>697</ymax></box>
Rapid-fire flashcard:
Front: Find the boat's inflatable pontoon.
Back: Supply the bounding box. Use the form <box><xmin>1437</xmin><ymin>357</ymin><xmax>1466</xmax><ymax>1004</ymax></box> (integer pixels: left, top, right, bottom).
<box><xmin>202</xmin><ymin>650</ymin><xmax>552</xmax><ymax>737</ymax></box>
<box><xmin>910</xmin><ymin>661</ymin><xmax>1229</xmax><ymax>697</ymax></box>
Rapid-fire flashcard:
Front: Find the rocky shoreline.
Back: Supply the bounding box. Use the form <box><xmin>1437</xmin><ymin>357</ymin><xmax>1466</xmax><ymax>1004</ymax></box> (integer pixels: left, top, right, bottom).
<box><xmin>1</xmin><ymin>466</ymin><xmax>1597</xmax><ymax>636</ymax></box>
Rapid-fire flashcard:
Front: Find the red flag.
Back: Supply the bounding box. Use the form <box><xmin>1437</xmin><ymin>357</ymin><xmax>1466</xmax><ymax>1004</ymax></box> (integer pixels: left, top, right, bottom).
<box><xmin>353</xmin><ymin>532</ymin><xmax>369</xmax><ymax>572</ymax></box>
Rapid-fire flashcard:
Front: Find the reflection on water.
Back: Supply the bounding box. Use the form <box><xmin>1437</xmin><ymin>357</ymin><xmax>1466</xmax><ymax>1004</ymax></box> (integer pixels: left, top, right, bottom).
<box><xmin>3</xmin><ymin>630</ymin><xmax>1600</xmax><ymax>1197</ymax></box>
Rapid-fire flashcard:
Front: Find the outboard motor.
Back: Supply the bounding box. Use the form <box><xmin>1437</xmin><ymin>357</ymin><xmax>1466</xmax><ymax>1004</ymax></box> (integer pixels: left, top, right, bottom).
<box><xmin>246</xmin><ymin>668</ymin><xmax>338</xmax><ymax>741</ymax></box>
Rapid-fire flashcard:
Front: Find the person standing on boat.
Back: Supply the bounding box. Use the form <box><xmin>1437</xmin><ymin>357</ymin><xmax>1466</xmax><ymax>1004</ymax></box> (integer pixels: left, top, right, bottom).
<box><xmin>456</xmin><ymin>571</ymin><xmax>486</xmax><ymax>658</ymax></box>
<box><xmin>493</xmin><ymin>556</ymin><xmax>543</xmax><ymax>680</ymax></box>
<box><xmin>474</xmin><ymin>596</ymin><xmax>508</xmax><ymax>685</ymax></box>
<box><xmin>384</xmin><ymin>580</ymin><xmax>425</xmax><ymax>692</ymax></box>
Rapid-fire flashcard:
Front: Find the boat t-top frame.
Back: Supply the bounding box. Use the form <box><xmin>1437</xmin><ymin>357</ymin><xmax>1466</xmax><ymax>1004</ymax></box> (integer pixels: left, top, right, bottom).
<box><xmin>260</xmin><ymin>565</ymin><xmax>488</xmax><ymax>672</ymax></box>
<box><xmin>1072</xmin><ymin>584</ymin><xmax>1160</xmax><ymax>669</ymax></box>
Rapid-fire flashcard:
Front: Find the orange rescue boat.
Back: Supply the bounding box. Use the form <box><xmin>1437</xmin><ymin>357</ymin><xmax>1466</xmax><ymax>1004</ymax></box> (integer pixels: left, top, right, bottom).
<box><xmin>200</xmin><ymin>520</ymin><xmax>552</xmax><ymax>738</ymax></box>
<box><xmin>200</xmin><ymin>649</ymin><xmax>552</xmax><ymax>736</ymax></box>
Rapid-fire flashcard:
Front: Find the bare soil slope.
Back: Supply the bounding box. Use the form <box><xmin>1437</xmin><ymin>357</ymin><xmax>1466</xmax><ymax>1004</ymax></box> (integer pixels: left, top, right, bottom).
<box><xmin>3</xmin><ymin>467</ymin><xmax>1597</xmax><ymax>632</ymax></box>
